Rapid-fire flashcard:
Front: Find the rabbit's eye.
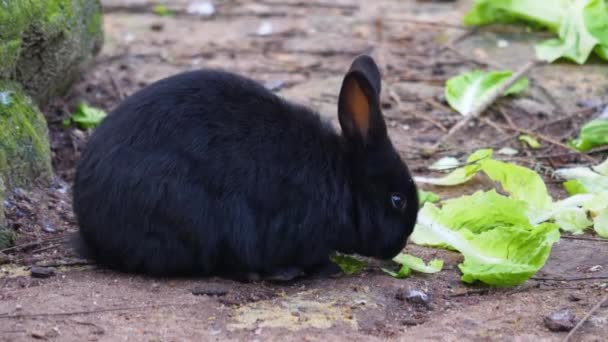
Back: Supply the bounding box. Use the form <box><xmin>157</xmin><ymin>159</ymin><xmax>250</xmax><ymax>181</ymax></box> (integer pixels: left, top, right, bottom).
<box><xmin>390</xmin><ymin>193</ymin><xmax>406</xmax><ymax>210</ymax></box>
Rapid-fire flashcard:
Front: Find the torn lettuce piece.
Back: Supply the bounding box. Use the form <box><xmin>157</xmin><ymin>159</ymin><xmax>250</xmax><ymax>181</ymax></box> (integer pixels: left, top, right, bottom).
<box><xmin>419</xmin><ymin>190</ymin><xmax>440</xmax><ymax>205</ymax></box>
<box><xmin>413</xmin><ymin>202</ymin><xmax>560</xmax><ymax>286</ymax></box>
<box><xmin>593</xmin><ymin>157</ymin><xmax>608</xmax><ymax>175</ymax></box>
<box><xmin>393</xmin><ymin>253</ymin><xmax>443</xmax><ymax>274</ymax></box>
<box><xmin>415</xmin><ymin>149</ymin><xmax>493</xmax><ymax>186</ymax></box>
<box><xmin>65</xmin><ymin>104</ymin><xmax>107</xmax><ymax>129</ymax></box>
<box><xmin>429</xmin><ymin>157</ymin><xmax>460</xmax><ymax>171</ymax></box>
<box><xmin>383</xmin><ymin>253</ymin><xmax>443</xmax><ymax>279</ymax></box>
<box><xmin>498</xmin><ymin>147</ymin><xmax>519</xmax><ymax>156</ymax></box>
<box><xmin>555</xmin><ymin>164</ymin><xmax>608</xmax><ymax>194</ymax></box>
<box><xmin>570</xmin><ymin>119</ymin><xmax>608</xmax><ymax>152</ymax></box>
<box><xmin>563</xmin><ymin>179</ymin><xmax>588</xmax><ymax>195</ymax></box>
<box><xmin>445</xmin><ymin>70</ymin><xmax>529</xmax><ymax>116</ymax></box>
<box><xmin>594</xmin><ymin>208</ymin><xmax>608</xmax><ymax>238</ymax></box>
<box><xmin>518</xmin><ymin>134</ymin><xmax>542</xmax><ymax>149</ymax></box>
<box><xmin>382</xmin><ymin>265</ymin><xmax>412</xmax><ymax>279</ymax></box>
<box><xmin>330</xmin><ymin>253</ymin><xmax>367</xmax><ymax>275</ymax></box>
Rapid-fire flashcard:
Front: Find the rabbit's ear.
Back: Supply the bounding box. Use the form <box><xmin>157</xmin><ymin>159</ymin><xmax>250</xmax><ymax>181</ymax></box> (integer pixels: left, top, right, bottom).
<box><xmin>338</xmin><ymin>56</ymin><xmax>386</xmax><ymax>145</ymax></box>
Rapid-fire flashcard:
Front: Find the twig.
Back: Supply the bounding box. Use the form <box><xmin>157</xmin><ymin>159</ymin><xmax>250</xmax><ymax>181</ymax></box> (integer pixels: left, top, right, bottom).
<box><xmin>109</xmin><ymin>72</ymin><xmax>125</xmax><ymax>100</ymax></box>
<box><xmin>0</xmin><ymin>303</ymin><xmax>194</xmax><ymax>320</ymax></box>
<box><xmin>383</xmin><ymin>17</ymin><xmax>467</xmax><ymax>30</ymax></box>
<box><xmin>489</xmin><ymin>121</ymin><xmax>598</xmax><ymax>163</ymax></box>
<box><xmin>430</xmin><ymin>60</ymin><xmax>540</xmax><ymax>153</ymax></box>
<box><xmin>563</xmin><ymin>296</ymin><xmax>608</xmax><ymax>342</ymax></box>
<box><xmin>535</xmin><ymin>145</ymin><xmax>608</xmax><ymax>160</ymax></box>
<box><xmin>447</xmin><ymin>288</ymin><xmax>490</xmax><ymax>298</ymax></box>
<box><xmin>0</xmin><ymin>237</ymin><xmax>68</xmax><ymax>254</ymax></box>
<box><xmin>492</xmin><ymin>107</ymin><xmax>597</xmax><ymax>148</ymax></box>
<box><xmin>531</xmin><ymin>276</ymin><xmax>608</xmax><ymax>282</ymax></box>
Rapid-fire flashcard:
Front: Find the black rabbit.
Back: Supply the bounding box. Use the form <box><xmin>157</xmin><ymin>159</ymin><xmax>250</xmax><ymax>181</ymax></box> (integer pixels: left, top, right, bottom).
<box><xmin>72</xmin><ymin>55</ymin><xmax>419</xmax><ymax>280</ymax></box>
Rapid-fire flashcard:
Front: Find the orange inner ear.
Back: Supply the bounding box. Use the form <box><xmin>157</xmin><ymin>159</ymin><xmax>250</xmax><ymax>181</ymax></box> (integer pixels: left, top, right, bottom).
<box><xmin>344</xmin><ymin>77</ymin><xmax>370</xmax><ymax>138</ymax></box>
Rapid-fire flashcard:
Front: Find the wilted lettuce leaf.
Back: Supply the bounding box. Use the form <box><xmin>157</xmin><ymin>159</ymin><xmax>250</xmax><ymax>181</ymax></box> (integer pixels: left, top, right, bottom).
<box><xmin>65</xmin><ymin>104</ymin><xmax>107</xmax><ymax>129</ymax></box>
<box><xmin>464</xmin><ymin>0</ymin><xmax>608</xmax><ymax>64</ymax></box>
<box><xmin>445</xmin><ymin>70</ymin><xmax>529</xmax><ymax>116</ymax></box>
<box><xmin>571</xmin><ymin>119</ymin><xmax>608</xmax><ymax>151</ymax></box>
<box><xmin>330</xmin><ymin>253</ymin><xmax>367</xmax><ymax>275</ymax></box>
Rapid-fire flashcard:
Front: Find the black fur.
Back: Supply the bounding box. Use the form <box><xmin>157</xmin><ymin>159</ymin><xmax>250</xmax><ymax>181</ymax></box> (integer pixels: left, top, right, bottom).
<box><xmin>72</xmin><ymin>55</ymin><xmax>419</xmax><ymax>279</ymax></box>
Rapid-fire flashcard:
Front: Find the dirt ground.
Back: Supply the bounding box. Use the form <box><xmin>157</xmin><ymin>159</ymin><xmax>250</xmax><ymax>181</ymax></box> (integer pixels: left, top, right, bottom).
<box><xmin>2</xmin><ymin>0</ymin><xmax>608</xmax><ymax>341</ymax></box>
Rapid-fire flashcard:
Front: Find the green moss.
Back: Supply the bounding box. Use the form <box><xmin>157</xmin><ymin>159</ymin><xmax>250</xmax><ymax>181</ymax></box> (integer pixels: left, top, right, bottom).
<box><xmin>0</xmin><ymin>0</ymin><xmax>104</xmax><ymax>104</ymax></box>
<box><xmin>0</xmin><ymin>81</ymin><xmax>52</xmax><ymax>189</ymax></box>
<box><xmin>0</xmin><ymin>176</ymin><xmax>5</xmax><ymax>233</ymax></box>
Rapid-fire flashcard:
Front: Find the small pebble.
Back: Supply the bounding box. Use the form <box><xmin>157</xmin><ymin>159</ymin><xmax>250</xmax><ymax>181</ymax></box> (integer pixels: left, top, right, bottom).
<box><xmin>568</xmin><ymin>294</ymin><xmax>582</xmax><ymax>302</ymax></box>
<box><xmin>256</xmin><ymin>22</ymin><xmax>273</xmax><ymax>36</ymax></box>
<box><xmin>150</xmin><ymin>23</ymin><xmax>164</xmax><ymax>31</ymax></box>
<box><xmin>588</xmin><ymin>265</ymin><xmax>602</xmax><ymax>273</ymax></box>
<box><xmin>187</xmin><ymin>2</ymin><xmax>215</xmax><ymax>17</ymax></box>
<box><xmin>41</xmin><ymin>220</ymin><xmax>56</xmax><ymax>233</ymax></box>
<box><xmin>30</xmin><ymin>266</ymin><xmax>56</xmax><ymax>279</ymax></box>
<box><xmin>544</xmin><ymin>308</ymin><xmax>576</xmax><ymax>332</ymax></box>
<box><xmin>396</xmin><ymin>289</ymin><xmax>431</xmax><ymax>307</ymax></box>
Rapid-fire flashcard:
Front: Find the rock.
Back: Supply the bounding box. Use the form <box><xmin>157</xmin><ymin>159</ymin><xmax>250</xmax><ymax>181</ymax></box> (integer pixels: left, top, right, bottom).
<box><xmin>0</xmin><ymin>0</ymin><xmax>104</xmax><ymax>106</ymax></box>
<box><xmin>396</xmin><ymin>289</ymin><xmax>432</xmax><ymax>309</ymax></box>
<box><xmin>30</xmin><ymin>266</ymin><xmax>56</xmax><ymax>279</ymax></box>
<box><xmin>0</xmin><ymin>82</ymin><xmax>53</xmax><ymax>246</ymax></box>
<box><xmin>544</xmin><ymin>308</ymin><xmax>576</xmax><ymax>332</ymax></box>
<box><xmin>0</xmin><ymin>82</ymin><xmax>53</xmax><ymax>188</ymax></box>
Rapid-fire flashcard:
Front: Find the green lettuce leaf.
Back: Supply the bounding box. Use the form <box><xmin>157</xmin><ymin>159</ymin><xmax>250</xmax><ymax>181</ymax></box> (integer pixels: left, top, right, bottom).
<box><xmin>464</xmin><ymin>0</ymin><xmax>565</xmax><ymax>30</ymax></box>
<box><xmin>555</xmin><ymin>165</ymin><xmax>608</xmax><ymax>194</ymax></box>
<box><xmin>419</xmin><ymin>190</ymin><xmax>440</xmax><ymax>205</ymax></box>
<box><xmin>535</xmin><ymin>0</ymin><xmax>608</xmax><ymax>63</ymax></box>
<box><xmin>480</xmin><ymin>159</ymin><xmax>553</xmax><ymax>216</ymax></box>
<box><xmin>382</xmin><ymin>265</ymin><xmax>412</xmax><ymax>278</ymax></box>
<box><xmin>518</xmin><ymin>134</ymin><xmax>542</xmax><ymax>148</ymax></box>
<box><xmin>445</xmin><ymin>70</ymin><xmax>529</xmax><ymax>116</ymax></box>
<box><xmin>393</xmin><ymin>253</ymin><xmax>443</xmax><ymax>273</ymax></box>
<box><xmin>594</xmin><ymin>208</ymin><xmax>608</xmax><ymax>238</ymax></box>
<box><xmin>571</xmin><ymin>119</ymin><xmax>608</xmax><ymax>151</ymax></box>
<box><xmin>415</xmin><ymin>149</ymin><xmax>493</xmax><ymax>185</ymax></box>
<box><xmin>382</xmin><ymin>253</ymin><xmax>443</xmax><ymax>279</ymax></box>
<box><xmin>563</xmin><ymin>179</ymin><xmax>588</xmax><ymax>195</ymax></box>
<box><xmin>413</xmin><ymin>201</ymin><xmax>560</xmax><ymax>286</ymax></box>
<box><xmin>331</xmin><ymin>253</ymin><xmax>367</xmax><ymax>275</ymax></box>
<box><xmin>464</xmin><ymin>0</ymin><xmax>608</xmax><ymax>63</ymax></box>
<box><xmin>65</xmin><ymin>104</ymin><xmax>107</xmax><ymax>129</ymax></box>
